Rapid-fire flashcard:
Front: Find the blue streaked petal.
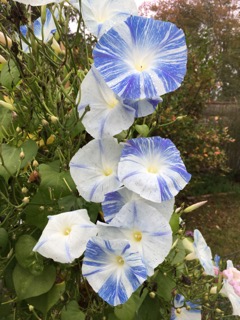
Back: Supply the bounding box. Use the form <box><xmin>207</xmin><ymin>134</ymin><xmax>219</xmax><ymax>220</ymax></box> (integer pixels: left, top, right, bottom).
<box><xmin>118</xmin><ymin>137</ymin><xmax>191</xmax><ymax>202</ymax></box>
<box><xmin>124</xmin><ymin>97</ymin><xmax>162</xmax><ymax>118</ymax></box>
<box><xmin>70</xmin><ymin>138</ymin><xmax>122</xmax><ymax>202</ymax></box>
<box><xmin>81</xmin><ymin>0</ymin><xmax>138</xmax><ymax>38</ymax></box>
<box><xmin>82</xmin><ymin>237</ymin><xmax>147</xmax><ymax>306</ymax></box>
<box><xmin>94</xmin><ymin>16</ymin><xmax>187</xmax><ymax>100</ymax></box>
<box><xmin>102</xmin><ymin>187</ymin><xmax>174</xmax><ymax>223</ymax></box>
<box><xmin>171</xmin><ymin>294</ymin><xmax>201</xmax><ymax>320</ymax></box>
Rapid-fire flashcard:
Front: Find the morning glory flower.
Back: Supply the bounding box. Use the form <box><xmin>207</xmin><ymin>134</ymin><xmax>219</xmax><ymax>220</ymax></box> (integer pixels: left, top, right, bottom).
<box><xmin>81</xmin><ymin>0</ymin><xmax>138</xmax><ymax>38</ymax></box>
<box><xmin>171</xmin><ymin>294</ymin><xmax>201</xmax><ymax>320</ymax></box>
<box><xmin>93</xmin><ymin>16</ymin><xmax>187</xmax><ymax>100</ymax></box>
<box><xmin>102</xmin><ymin>187</ymin><xmax>174</xmax><ymax>223</ymax></box>
<box><xmin>33</xmin><ymin>209</ymin><xmax>97</xmax><ymax>263</ymax></box>
<box><xmin>98</xmin><ymin>200</ymin><xmax>172</xmax><ymax>275</ymax></box>
<box><xmin>78</xmin><ymin>67</ymin><xmax>135</xmax><ymax>139</ymax></box>
<box><xmin>220</xmin><ymin>260</ymin><xmax>240</xmax><ymax>316</ymax></box>
<box><xmin>82</xmin><ymin>237</ymin><xmax>147</xmax><ymax>306</ymax></box>
<box><xmin>20</xmin><ymin>8</ymin><xmax>57</xmax><ymax>53</ymax></box>
<box><xmin>124</xmin><ymin>96</ymin><xmax>162</xmax><ymax>118</ymax></box>
<box><xmin>118</xmin><ymin>137</ymin><xmax>191</xmax><ymax>203</ymax></box>
<box><xmin>70</xmin><ymin>138</ymin><xmax>122</xmax><ymax>202</ymax></box>
<box><xmin>185</xmin><ymin>229</ymin><xmax>214</xmax><ymax>276</ymax></box>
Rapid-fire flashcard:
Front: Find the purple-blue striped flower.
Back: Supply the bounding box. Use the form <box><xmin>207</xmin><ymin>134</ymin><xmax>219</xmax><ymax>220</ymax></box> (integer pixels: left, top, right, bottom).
<box><xmin>93</xmin><ymin>16</ymin><xmax>187</xmax><ymax>100</ymax></box>
<box><xmin>118</xmin><ymin>137</ymin><xmax>191</xmax><ymax>203</ymax></box>
<box><xmin>102</xmin><ymin>187</ymin><xmax>174</xmax><ymax>223</ymax></box>
<box><xmin>82</xmin><ymin>237</ymin><xmax>147</xmax><ymax>306</ymax></box>
<box><xmin>171</xmin><ymin>294</ymin><xmax>201</xmax><ymax>320</ymax></box>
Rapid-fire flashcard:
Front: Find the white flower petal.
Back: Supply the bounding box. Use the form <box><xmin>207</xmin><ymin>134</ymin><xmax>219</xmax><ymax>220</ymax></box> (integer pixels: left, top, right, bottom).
<box><xmin>193</xmin><ymin>229</ymin><xmax>214</xmax><ymax>276</ymax></box>
<box><xmin>70</xmin><ymin>138</ymin><xmax>122</xmax><ymax>202</ymax></box>
<box><xmin>171</xmin><ymin>294</ymin><xmax>201</xmax><ymax>320</ymax></box>
<box><xmin>81</xmin><ymin>0</ymin><xmax>138</xmax><ymax>38</ymax></box>
<box><xmin>78</xmin><ymin>67</ymin><xmax>135</xmax><ymax>138</ymax></box>
<box><xmin>33</xmin><ymin>209</ymin><xmax>97</xmax><ymax>263</ymax></box>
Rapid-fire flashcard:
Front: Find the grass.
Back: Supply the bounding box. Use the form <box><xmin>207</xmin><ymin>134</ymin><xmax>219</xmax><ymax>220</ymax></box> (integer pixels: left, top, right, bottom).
<box><xmin>183</xmin><ymin>193</ymin><xmax>240</xmax><ymax>265</ymax></box>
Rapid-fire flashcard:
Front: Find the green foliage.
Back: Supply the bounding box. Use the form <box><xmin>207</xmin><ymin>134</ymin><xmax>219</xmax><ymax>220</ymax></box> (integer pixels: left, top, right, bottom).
<box><xmin>61</xmin><ymin>301</ymin><xmax>86</xmax><ymax>320</ymax></box>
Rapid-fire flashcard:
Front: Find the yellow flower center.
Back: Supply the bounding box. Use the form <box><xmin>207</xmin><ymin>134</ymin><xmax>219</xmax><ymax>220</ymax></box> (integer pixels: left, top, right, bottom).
<box><xmin>107</xmin><ymin>97</ymin><xmax>119</xmax><ymax>109</ymax></box>
<box><xmin>133</xmin><ymin>231</ymin><xmax>142</xmax><ymax>242</ymax></box>
<box><xmin>103</xmin><ymin>167</ymin><xmax>113</xmax><ymax>176</ymax></box>
<box><xmin>147</xmin><ymin>165</ymin><xmax>159</xmax><ymax>174</ymax></box>
<box><xmin>64</xmin><ymin>227</ymin><xmax>71</xmax><ymax>236</ymax></box>
<box><xmin>116</xmin><ymin>256</ymin><xmax>125</xmax><ymax>265</ymax></box>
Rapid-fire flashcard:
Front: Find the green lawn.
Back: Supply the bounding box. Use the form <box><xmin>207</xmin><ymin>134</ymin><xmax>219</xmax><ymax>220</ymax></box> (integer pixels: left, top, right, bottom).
<box><xmin>183</xmin><ymin>192</ymin><xmax>240</xmax><ymax>265</ymax></box>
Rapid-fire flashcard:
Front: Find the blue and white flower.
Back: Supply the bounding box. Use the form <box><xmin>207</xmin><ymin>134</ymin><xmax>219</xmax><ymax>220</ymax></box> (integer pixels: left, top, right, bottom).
<box><xmin>98</xmin><ymin>200</ymin><xmax>172</xmax><ymax>275</ymax></box>
<box><xmin>102</xmin><ymin>187</ymin><xmax>174</xmax><ymax>223</ymax></box>
<box><xmin>118</xmin><ymin>137</ymin><xmax>191</xmax><ymax>203</ymax></box>
<box><xmin>20</xmin><ymin>8</ymin><xmax>57</xmax><ymax>53</ymax></box>
<box><xmin>82</xmin><ymin>237</ymin><xmax>147</xmax><ymax>306</ymax></box>
<box><xmin>81</xmin><ymin>0</ymin><xmax>138</xmax><ymax>38</ymax></box>
<box><xmin>93</xmin><ymin>16</ymin><xmax>187</xmax><ymax>100</ymax></box>
<box><xmin>33</xmin><ymin>209</ymin><xmax>97</xmax><ymax>263</ymax></box>
<box><xmin>70</xmin><ymin>138</ymin><xmax>122</xmax><ymax>202</ymax></box>
<box><xmin>78</xmin><ymin>67</ymin><xmax>135</xmax><ymax>138</ymax></box>
<box><xmin>171</xmin><ymin>294</ymin><xmax>201</xmax><ymax>320</ymax></box>
<box><xmin>124</xmin><ymin>96</ymin><xmax>162</xmax><ymax>118</ymax></box>
<box><xmin>185</xmin><ymin>229</ymin><xmax>214</xmax><ymax>276</ymax></box>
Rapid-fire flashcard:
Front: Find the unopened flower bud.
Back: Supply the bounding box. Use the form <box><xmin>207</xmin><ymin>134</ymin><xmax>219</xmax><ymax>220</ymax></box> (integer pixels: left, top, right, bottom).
<box><xmin>0</xmin><ymin>100</ymin><xmax>15</xmax><ymax>111</ymax></box>
<box><xmin>0</xmin><ymin>32</ymin><xmax>12</xmax><ymax>48</ymax></box>
<box><xmin>186</xmin><ymin>305</ymin><xmax>191</xmax><ymax>310</ymax></box>
<box><xmin>183</xmin><ymin>201</ymin><xmax>207</xmax><ymax>213</ymax></box>
<box><xmin>16</xmin><ymin>127</ymin><xmax>22</xmax><ymax>133</ymax></box>
<box><xmin>39</xmin><ymin>206</ymin><xmax>45</xmax><ymax>211</ymax></box>
<box><xmin>0</xmin><ymin>54</ymin><xmax>7</xmax><ymax>64</ymax></box>
<box><xmin>28</xmin><ymin>304</ymin><xmax>34</xmax><ymax>312</ymax></box>
<box><xmin>50</xmin><ymin>115</ymin><xmax>58</xmax><ymax>123</ymax></box>
<box><xmin>215</xmin><ymin>308</ymin><xmax>223</xmax><ymax>314</ymax></box>
<box><xmin>32</xmin><ymin>160</ymin><xmax>39</xmax><ymax>167</ymax></box>
<box><xmin>42</xmin><ymin>119</ymin><xmax>49</xmax><ymax>126</ymax></box>
<box><xmin>19</xmin><ymin>151</ymin><xmax>25</xmax><ymax>160</ymax></box>
<box><xmin>176</xmin><ymin>308</ymin><xmax>181</xmax><ymax>314</ymax></box>
<box><xmin>149</xmin><ymin>291</ymin><xmax>156</xmax><ymax>299</ymax></box>
<box><xmin>21</xmin><ymin>187</ymin><xmax>28</xmax><ymax>194</ymax></box>
<box><xmin>22</xmin><ymin>196</ymin><xmax>30</xmax><ymax>204</ymax></box>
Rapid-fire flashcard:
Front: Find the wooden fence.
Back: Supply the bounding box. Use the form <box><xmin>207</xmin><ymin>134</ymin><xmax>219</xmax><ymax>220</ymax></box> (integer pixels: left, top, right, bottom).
<box><xmin>203</xmin><ymin>102</ymin><xmax>240</xmax><ymax>171</ymax></box>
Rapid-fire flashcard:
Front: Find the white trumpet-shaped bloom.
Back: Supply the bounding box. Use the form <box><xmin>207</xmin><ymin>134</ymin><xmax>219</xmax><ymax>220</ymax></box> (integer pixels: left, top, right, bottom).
<box><xmin>94</xmin><ymin>16</ymin><xmax>187</xmax><ymax>100</ymax></box>
<box><xmin>81</xmin><ymin>0</ymin><xmax>138</xmax><ymax>38</ymax></box>
<box><xmin>70</xmin><ymin>138</ymin><xmax>122</xmax><ymax>202</ymax></box>
<box><xmin>102</xmin><ymin>187</ymin><xmax>174</xmax><ymax>223</ymax></box>
<box><xmin>20</xmin><ymin>8</ymin><xmax>57</xmax><ymax>53</ymax></box>
<box><xmin>82</xmin><ymin>237</ymin><xmax>147</xmax><ymax>306</ymax></box>
<box><xmin>220</xmin><ymin>260</ymin><xmax>240</xmax><ymax>316</ymax></box>
<box><xmin>118</xmin><ymin>137</ymin><xmax>191</xmax><ymax>203</ymax></box>
<box><xmin>185</xmin><ymin>229</ymin><xmax>214</xmax><ymax>276</ymax></box>
<box><xmin>171</xmin><ymin>294</ymin><xmax>201</xmax><ymax>320</ymax></box>
<box><xmin>33</xmin><ymin>209</ymin><xmax>97</xmax><ymax>263</ymax></box>
<box><xmin>98</xmin><ymin>200</ymin><xmax>172</xmax><ymax>275</ymax></box>
<box><xmin>78</xmin><ymin>67</ymin><xmax>135</xmax><ymax>139</ymax></box>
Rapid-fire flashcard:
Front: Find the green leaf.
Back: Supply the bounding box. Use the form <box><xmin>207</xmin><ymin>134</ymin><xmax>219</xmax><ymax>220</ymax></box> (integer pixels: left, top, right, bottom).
<box><xmin>39</xmin><ymin>161</ymin><xmax>76</xmax><ymax>198</ymax></box>
<box><xmin>15</xmin><ymin>235</ymin><xmax>43</xmax><ymax>275</ymax></box>
<box><xmin>155</xmin><ymin>270</ymin><xmax>176</xmax><ymax>302</ymax></box>
<box><xmin>0</xmin><ymin>228</ymin><xmax>8</xmax><ymax>255</ymax></box>
<box><xmin>137</xmin><ymin>295</ymin><xmax>162</xmax><ymax>320</ymax></box>
<box><xmin>0</xmin><ymin>59</ymin><xmax>20</xmax><ymax>90</ymax></box>
<box><xmin>27</xmin><ymin>281</ymin><xmax>66</xmax><ymax>315</ymax></box>
<box><xmin>114</xmin><ymin>287</ymin><xmax>147</xmax><ymax>320</ymax></box>
<box><xmin>25</xmin><ymin>190</ymin><xmax>58</xmax><ymax>229</ymax></box>
<box><xmin>61</xmin><ymin>301</ymin><xmax>85</xmax><ymax>320</ymax></box>
<box><xmin>135</xmin><ymin>124</ymin><xmax>150</xmax><ymax>137</ymax></box>
<box><xmin>0</xmin><ymin>108</ymin><xmax>12</xmax><ymax>140</ymax></box>
<box><xmin>0</xmin><ymin>140</ymin><xmax>38</xmax><ymax>182</ymax></box>
<box><xmin>13</xmin><ymin>264</ymin><xmax>56</xmax><ymax>300</ymax></box>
